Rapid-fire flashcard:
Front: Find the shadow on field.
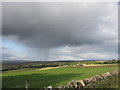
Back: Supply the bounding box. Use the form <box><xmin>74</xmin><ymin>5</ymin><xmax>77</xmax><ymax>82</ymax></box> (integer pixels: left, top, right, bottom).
<box><xmin>2</xmin><ymin>73</ymin><xmax>83</xmax><ymax>88</ymax></box>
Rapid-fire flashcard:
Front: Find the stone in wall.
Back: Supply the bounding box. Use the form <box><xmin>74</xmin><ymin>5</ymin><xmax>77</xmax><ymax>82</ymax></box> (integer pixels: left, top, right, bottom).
<box><xmin>76</xmin><ymin>79</ymin><xmax>86</xmax><ymax>87</ymax></box>
<box><xmin>109</xmin><ymin>70</ymin><xmax>118</xmax><ymax>79</ymax></box>
<box><xmin>101</xmin><ymin>72</ymin><xmax>110</xmax><ymax>79</ymax></box>
<box><xmin>94</xmin><ymin>75</ymin><xmax>104</xmax><ymax>81</ymax></box>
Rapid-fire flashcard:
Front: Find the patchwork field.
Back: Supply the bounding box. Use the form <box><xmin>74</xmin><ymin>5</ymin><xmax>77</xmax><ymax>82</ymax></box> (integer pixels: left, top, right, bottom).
<box><xmin>2</xmin><ymin>65</ymin><xmax>118</xmax><ymax>88</ymax></box>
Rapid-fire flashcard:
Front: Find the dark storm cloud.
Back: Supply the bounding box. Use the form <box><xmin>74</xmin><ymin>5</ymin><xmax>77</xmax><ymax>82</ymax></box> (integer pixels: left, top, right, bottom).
<box><xmin>2</xmin><ymin>2</ymin><xmax>117</xmax><ymax>49</ymax></box>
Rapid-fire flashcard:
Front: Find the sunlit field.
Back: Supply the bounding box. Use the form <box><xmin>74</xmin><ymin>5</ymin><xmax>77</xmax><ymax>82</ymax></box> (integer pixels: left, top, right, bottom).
<box><xmin>2</xmin><ymin>65</ymin><xmax>118</xmax><ymax>88</ymax></box>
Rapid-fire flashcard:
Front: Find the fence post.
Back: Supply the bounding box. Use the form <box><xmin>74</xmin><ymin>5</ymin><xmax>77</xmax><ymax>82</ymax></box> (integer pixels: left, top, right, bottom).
<box><xmin>25</xmin><ymin>80</ymin><xmax>29</xmax><ymax>90</ymax></box>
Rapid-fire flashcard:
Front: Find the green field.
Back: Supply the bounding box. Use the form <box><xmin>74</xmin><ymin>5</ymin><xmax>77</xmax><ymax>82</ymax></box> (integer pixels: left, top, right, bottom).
<box><xmin>2</xmin><ymin>65</ymin><xmax>118</xmax><ymax>88</ymax></box>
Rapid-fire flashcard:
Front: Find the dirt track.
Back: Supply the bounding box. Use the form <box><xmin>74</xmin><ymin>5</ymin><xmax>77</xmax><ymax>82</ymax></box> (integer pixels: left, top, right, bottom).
<box><xmin>34</xmin><ymin>64</ymin><xmax>118</xmax><ymax>71</ymax></box>
<box><xmin>38</xmin><ymin>67</ymin><xmax>61</xmax><ymax>70</ymax></box>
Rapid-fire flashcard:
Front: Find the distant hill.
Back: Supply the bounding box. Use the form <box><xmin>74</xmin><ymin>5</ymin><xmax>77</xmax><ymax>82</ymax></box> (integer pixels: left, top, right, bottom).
<box><xmin>2</xmin><ymin>60</ymin><xmax>32</xmax><ymax>65</ymax></box>
<box><xmin>2</xmin><ymin>59</ymin><xmax>115</xmax><ymax>65</ymax></box>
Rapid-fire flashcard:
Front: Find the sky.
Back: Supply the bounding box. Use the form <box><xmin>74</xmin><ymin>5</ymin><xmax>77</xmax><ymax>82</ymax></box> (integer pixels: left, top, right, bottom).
<box><xmin>1</xmin><ymin>1</ymin><xmax>119</xmax><ymax>61</ymax></box>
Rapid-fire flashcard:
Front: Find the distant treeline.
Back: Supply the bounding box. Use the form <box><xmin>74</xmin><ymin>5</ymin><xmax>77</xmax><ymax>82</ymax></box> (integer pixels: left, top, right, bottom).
<box><xmin>2</xmin><ymin>62</ymin><xmax>69</xmax><ymax>71</ymax></box>
<box><xmin>2</xmin><ymin>60</ymin><xmax>120</xmax><ymax>71</ymax></box>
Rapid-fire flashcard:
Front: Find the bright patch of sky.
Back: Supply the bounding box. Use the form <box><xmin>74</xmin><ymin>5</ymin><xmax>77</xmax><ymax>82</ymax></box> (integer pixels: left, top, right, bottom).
<box><xmin>3</xmin><ymin>37</ymin><xmax>27</xmax><ymax>55</ymax></box>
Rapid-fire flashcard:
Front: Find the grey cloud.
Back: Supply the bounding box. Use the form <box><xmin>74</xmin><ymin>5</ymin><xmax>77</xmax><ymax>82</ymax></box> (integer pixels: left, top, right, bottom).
<box><xmin>2</xmin><ymin>53</ymin><xmax>15</xmax><ymax>60</ymax></box>
<box><xmin>2</xmin><ymin>2</ymin><xmax>117</xmax><ymax>49</ymax></box>
<box><xmin>2</xmin><ymin>47</ymin><xmax>8</xmax><ymax>49</ymax></box>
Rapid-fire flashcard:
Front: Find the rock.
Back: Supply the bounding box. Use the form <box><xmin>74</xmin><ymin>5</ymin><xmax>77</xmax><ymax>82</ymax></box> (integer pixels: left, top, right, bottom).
<box><xmin>68</xmin><ymin>81</ymin><xmax>75</xmax><ymax>88</ymax></box>
<box><xmin>109</xmin><ymin>70</ymin><xmax>118</xmax><ymax>78</ymax></box>
<box><xmin>84</xmin><ymin>78</ymin><xmax>92</xmax><ymax>84</ymax></box>
<box><xmin>72</xmin><ymin>81</ymin><xmax>78</xmax><ymax>88</ymax></box>
<box><xmin>101</xmin><ymin>72</ymin><xmax>110</xmax><ymax>79</ymax></box>
<box><xmin>76</xmin><ymin>82</ymin><xmax>84</xmax><ymax>88</ymax></box>
<box><xmin>94</xmin><ymin>75</ymin><xmax>104</xmax><ymax>81</ymax></box>
<box><xmin>91</xmin><ymin>77</ymin><xmax>97</xmax><ymax>83</ymax></box>
<box><xmin>48</xmin><ymin>86</ymin><xmax>52</xmax><ymax>88</ymax></box>
<box><xmin>57</xmin><ymin>85</ymin><xmax>64</xmax><ymax>88</ymax></box>
<box><xmin>110</xmin><ymin>70</ymin><xmax>118</xmax><ymax>76</ymax></box>
<box><xmin>77</xmin><ymin>80</ymin><xmax>86</xmax><ymax>87</ymax></box>
<box><xmin>68</xmin><ymin>80</ymin><xmax>85</xmax><ymax>88</ymax></box>
<box><xmin>63</xmin><ymin>85</ymin><xmax>69</xmax><ymax>88</ymax></box>
<box><xmin>65</xmin><ymin>85</ymin><xmax>71</xmax><ymax>88</ymax></box>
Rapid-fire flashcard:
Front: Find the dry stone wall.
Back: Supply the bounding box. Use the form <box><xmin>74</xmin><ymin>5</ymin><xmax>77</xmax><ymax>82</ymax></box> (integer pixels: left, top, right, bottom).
<box><xmin>58</xmin><ymin>70</ymin><xmax>118</xmax><ymax>89</ymax></box>
<box><xmin>46</xmin><ymin>70</ymin><xmax>118</xmax><ymax>89</ymax></box>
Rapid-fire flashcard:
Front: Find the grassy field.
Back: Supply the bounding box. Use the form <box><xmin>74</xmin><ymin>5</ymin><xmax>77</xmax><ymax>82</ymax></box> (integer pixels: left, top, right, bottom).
<box><xmin>2</xmin><ymin>65</ymin><xmax>118</xmax><ymax>88</ymax></box>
